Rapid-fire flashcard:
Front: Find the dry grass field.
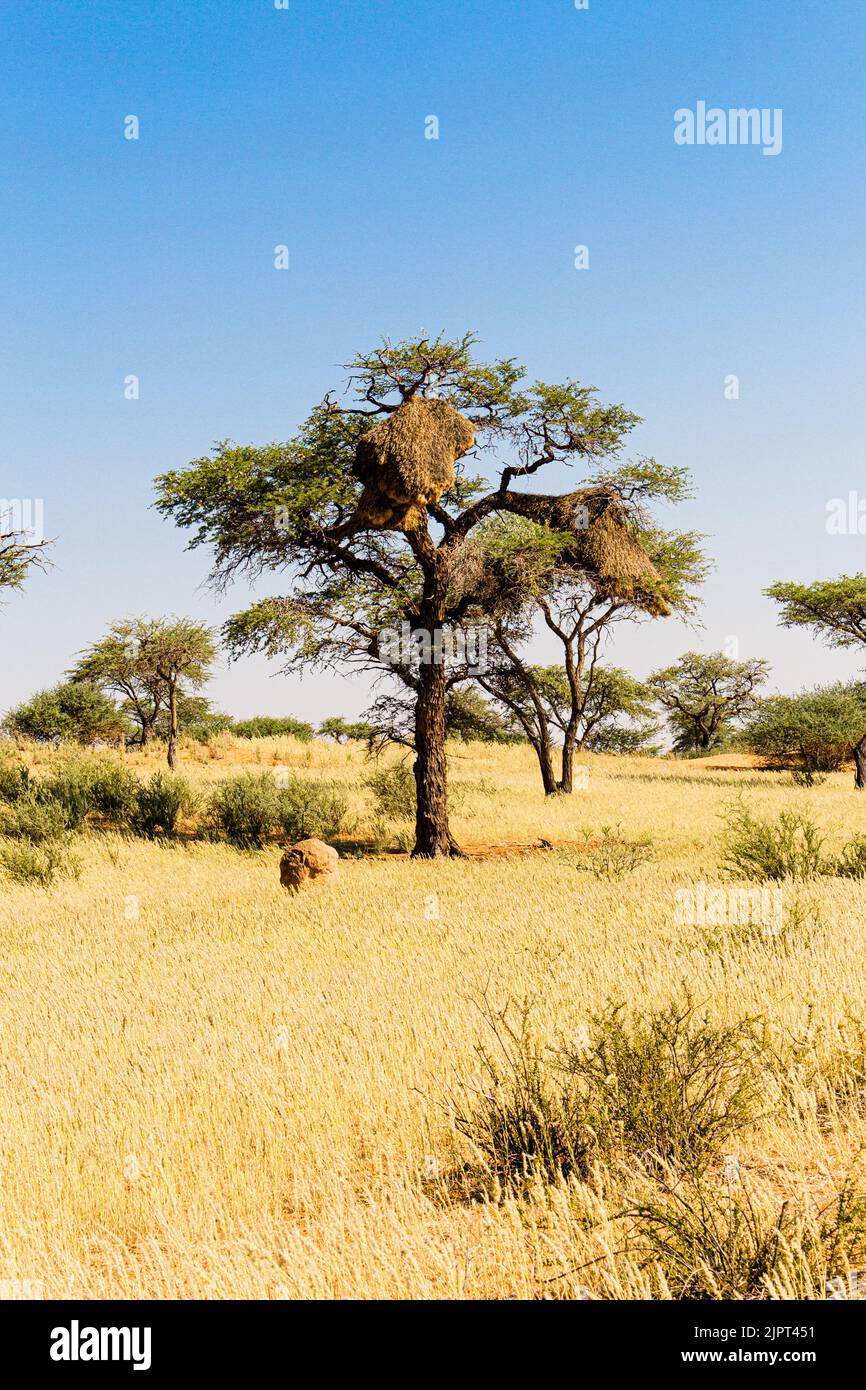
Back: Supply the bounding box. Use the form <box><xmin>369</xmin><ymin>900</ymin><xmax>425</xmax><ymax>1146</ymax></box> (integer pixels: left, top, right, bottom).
<box><xmin>3</xmin><ymin>736</ymin><xmax>866</xmax><ymax>1299</ymax></box>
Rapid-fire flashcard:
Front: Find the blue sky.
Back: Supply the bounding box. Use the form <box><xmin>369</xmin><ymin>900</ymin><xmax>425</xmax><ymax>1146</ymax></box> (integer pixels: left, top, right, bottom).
<box><xmin>2</xmin><ymin>0</ymin><xmax>865</xmax><ymax>720</ymax></box>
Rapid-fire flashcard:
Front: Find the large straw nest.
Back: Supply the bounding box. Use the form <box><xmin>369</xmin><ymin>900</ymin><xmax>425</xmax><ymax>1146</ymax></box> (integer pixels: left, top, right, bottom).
<box><xmin>353</xmin><ymin>395</ymin><xmax>476</xmax><ymax>531</ymax></box>
<box><xmin>480</xmin><ymin>486</ymin><xmax>672</xmax><ymax>616</ymax></box>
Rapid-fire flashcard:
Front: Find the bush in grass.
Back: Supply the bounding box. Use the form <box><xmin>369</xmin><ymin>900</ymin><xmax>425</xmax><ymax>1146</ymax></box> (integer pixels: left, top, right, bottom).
<box><xmin>208</xmin><ymin>771</ymin><xmax>347</xmax><ymax>848</ymax></box>
<box><xmin>365</xmin><ymin>762</ymin><xmax>416</xmax><ymax>822</ymax></box>
<box><xmin>0</xmin><ymin>794</ymin><xmax>70</xmax><ymax>844</ymax></box>
<box><xmin>0</xmin><ymin>755</ymin><xmax>31</xmax><ymax>803</ymax></box>
<box><xmin>626</xmin><ymin>1167</ymin><xmax>866</xmax><ymax>1300</ymax></box>
<box><xmin>232</xmin><ymin>716</ymin><xmax>314</xmax><ymax>741</ymax></box>
<box><xmin>42</xmin><ymin>756</ymin><xmax>139</xmax><ymax>828</ymax></box>
<box><xmin>276</xmin><ymin>778</ymin><xmax>347</xmax><ymax>842</ymax></box>
<box><xmin>131</xmin><ymin>772</ymin><xmax>196</xmax><ymax>839</ymax></box>
<box><xmin>451</xmin><ymin>997</ymin><xmax>763</xmax><ymax>1186</ymax></box>
<box><xmin>208</xmin><ymin>772</ymin><xmax>281</xmax><ymax>848</ymax></box>
<box><xmin>560</xmin><ymin>1000</ymin><xmax>762</xmax><ymax>1174</ymax></box>
<box><xmin>721</xmin><ymin>802</ymin><xmax>829</xmax><ymax>882</ymax></box>
<box><xmin>834</xmin><ymin>835</ymin><xmax>866</xmax><ymax>880</ymax></box>
<box><xmin>0</xmin><ymin>839</ymin><xmax>80</xmax><ymax>888</ymax></box>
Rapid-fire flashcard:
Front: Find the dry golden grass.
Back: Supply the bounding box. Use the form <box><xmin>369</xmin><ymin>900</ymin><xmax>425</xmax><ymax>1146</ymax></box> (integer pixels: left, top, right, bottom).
<box><xmin>2</xmin><ymin>738</ymin><xmax>866</xmax><ymax>1299</ymax></box>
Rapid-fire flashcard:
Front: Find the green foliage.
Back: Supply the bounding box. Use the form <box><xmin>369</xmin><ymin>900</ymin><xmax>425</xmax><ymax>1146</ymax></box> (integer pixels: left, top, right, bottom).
<box><xmin>445</xmin><ymin>688</ymin><xmax>522</xmax><ymax>743</ymax></box>
<box><xmin>318</xmin><ymin>716</ymin><xmax>376</xmax><ymax>744</ymax></box>
<box><xmin>181</xmin><ymin>712</ymin><xmax>236</xmax><ymax>742</ymax></box>
<box><xmin>452</xmin><ymin>997</ymin><xmax>762</xmax><ymax>1186</ymax></box>
<box><xmin>0</xmin><ymin>753</ymin><xmax>31</xmax><ymax>802</ymax></box>
<box><xmin>0</xmin><ymin>794</ymin><xmax>69</xmax><ymax>843</ymax></box>
<box><xmin>207</xmin><ymin>770</ymin><xmax>344</xmax><ymax>847</ymax></box>
<box><xmin>766</xmin><ymin>575</ymin><xmax>866</xmax><ymax>650</ymax></box>
<box><xmin>0</xmin><ymin>839</ymin><xmax>80</xmax><ymax>888</ymax></box>
<box><xmin>627</xmin><ymin>1168</ymin><xmax>866</xmax><ymax>1300</ymax></box>
<box><xmin>131</xmin><ymin>772</ymin><xmax>196</xmax><ymax>839</ymax></box>
<box><xmin>649</xmin><ymin>652</ymin><xmax>770</xmax><ymax>753</ymax></box>
<box><xmin>275</xmin><ymin>779</ymin><xmax>347</xmax><ymax>842</ymax></box>
<box><xmin>833</xmin><ymin>835</ymin><xmax>866</xmax><ymax>880</ymax></box>
<box><xmin>232</xmin><ymin>715</ymin><xmax>314</xmax><ymax>741</ymax></box>
<box><xmin>561</xmin><ymin>1001</ymin><xmax>762</xmax><ymax>1175</ymax></box>
<box><xmin>365</xmin><ymin>762</ymin><xmax>416</xmax><ymax>821</ymax></box>
<box><xmin>0</xmin><ymin>525</ymin><xmax>51</xmax><ymax>596</ymax></box>
<box><xmin>42</xmin><ymin>756</ymin><xmax>139</xmax><ymax>828</ymax></box>
<box><xmin>4</xmin><ymin>681</ymin><xmax>127</xmax><ymax>744</ymax></box>
<box><xmin>741</xmin><ymin>684</ymin><xmax>866</xmax><ymax>775</ymax></box>
<box><xmin>207</xmin><ymin>773</ymin><xmax>282</xmax><ymax>848</ymax></box>
<box><xmin>721</xmin><ymin>803</ymin><xmax>828</xmax><ymax>882</ymax></box>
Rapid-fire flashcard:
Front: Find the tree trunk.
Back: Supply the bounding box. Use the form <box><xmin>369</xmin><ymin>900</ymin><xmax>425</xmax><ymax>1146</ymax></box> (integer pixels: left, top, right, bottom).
<box><xmin>854</xmin><ymin>736</ymin><xmax>866</xmax><ymax>789</ymax></box>
<box><xmin>557</xmin><ymin>632</ymin><xmax>586</xmax><ymax>794</ymax></box>
<box><xmin>560</xmin><ymin>732</ymin><xmax>577</xmax><ymax>792</ymax></box>
<box><xmin>167</xmin><ymin>682</ymin><xmax>178</xmax><ymax>770</ymax></box>
<box><xmin>531</xmin><ymin>735</ymin><xmax>559</xmax><ymax>796</ymax></box>
<box><xmin>413</xmin><ymin>648</ymin><xmax>459</xmax><ymax>857</ymax></box>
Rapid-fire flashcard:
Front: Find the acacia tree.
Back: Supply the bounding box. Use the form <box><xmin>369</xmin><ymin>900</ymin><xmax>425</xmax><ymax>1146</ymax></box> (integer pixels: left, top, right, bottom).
<box><xmin>135</xmin><ymin>619</ymin><xmax>217</xmax><ymax>768</ymax></box>
<box><xmin>155</xmin><ymin>334</ymin><xmax>671</xmax><ymax>856</ymax></box>
<box><xmin>476</xmin><ymin>467</ymin><xmax>706</xmax><ymax>790</ymax></box>
<box><xmin>0</xmin><ymin>525</ymin><xmax>51</xmax><ymax>598</ymax></box>
<box><xmin>648</xmin><ymin>651</ymin><xmax>770</xmax><ymax>753</ymax></box>
<box><xmin>70</xmin><ymin>618</ymin><xmax>167</xmax><ymax>748</ymax></box>
<box><xmin>766</xmin><ymin>575</ymin><xmax>866</xmax><ymax>786</ymax></box>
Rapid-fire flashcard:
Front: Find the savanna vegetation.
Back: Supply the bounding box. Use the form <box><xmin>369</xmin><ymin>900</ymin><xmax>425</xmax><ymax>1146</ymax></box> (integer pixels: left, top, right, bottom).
<box><xmin>4</xmin><ymin>336</ymin><xmax>866</xmax><ymax>1301</ymax></box>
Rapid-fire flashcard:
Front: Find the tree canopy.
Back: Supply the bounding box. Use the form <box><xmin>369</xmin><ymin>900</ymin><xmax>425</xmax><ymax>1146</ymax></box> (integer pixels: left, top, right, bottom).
<box><xmin>155</xmin><ymin>333</ymin><xmax>675</xmax><ymax>854</ymax></box>
<box><xmin>648</xmin><ymin>651</ymin><xmax>770</xmax><ymax>754</ymax></box>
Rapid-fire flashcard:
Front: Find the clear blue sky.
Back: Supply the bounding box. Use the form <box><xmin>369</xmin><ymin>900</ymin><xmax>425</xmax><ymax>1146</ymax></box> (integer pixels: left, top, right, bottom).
<box><xmin>2</xmin><ymin>0</ymin><xmax>865</xmax><ymax>720</ymax></box>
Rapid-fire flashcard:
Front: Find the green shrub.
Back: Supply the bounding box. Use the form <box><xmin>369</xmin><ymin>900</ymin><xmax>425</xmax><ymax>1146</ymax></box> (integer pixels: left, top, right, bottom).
<box><xmin>0</xmin><ymin>755</ymin><xmax>31</xmax><ymax>803</ymax></box>
<box><xmin>741</xmin><ymin>684</ymin><xmax>866</xmax><ymax>778</ymax></box>
<box><xmin>208</xmin><ymin>772</ymin><xmax>281</xmax><ymax>848</ymax></box>
<box><xmin>451</xmin><ymin>997</ymin><xmax>762</xmax><ymax>1186</ymax></box>
<box><xmin>276</xmin><ymin>779</ymin><xmax>347</xmax><ymax>842</ymax></box>
<box><xmin>0</xmin><ymin>794</ymin><xmax>70</xmax><ymax>844</ymax></box>
<box><xmin>131</xmin><ymin>772</ymin><xmax>196</xmax><ymax>839</ymax></box>
<box><xmin>0</xmin><ymin>839</ymin><xmax>80</xmax><ymax>888</ymax></box>
<box><xmin>560</xmin><ymin>1001</ymin><xmax>762</xmax><ymax>1174</ymax></box>
<box><xmin>208</xmin><ymin>771</ymin><xmax>346</xmax><ymax>848</ymax></box>
<box><xmin>4</xmin><ymin>681</ymin><xmax>127</xmax><ymax>744</ymax></box>
<box><xmin>834</xmin><ymin>835</ymin><xmax>866</xmax><ymax>880</ymax></box>
<box><xmin>365</xmin><ymin>762</ymin><xmax>416</xmax><ymax>821</ymax></box>
<box><xmin>42</xmin><ymin>756</ymin><xmax>139</xmax><ymax>828</ymax></box>
<box><xmin>627</xmin><ymin>1168</ymin><xmax>866</xmax><ymax>1300</ymax></box>
<box><xmin>721</xmin><ymin>802</ymin><xmax>828</xmax><ymax>882</ymax></box>
<box><xmin>232</xmin><ymin>716</ymin><xmax>314</xmax><ymax>741</ymax></box>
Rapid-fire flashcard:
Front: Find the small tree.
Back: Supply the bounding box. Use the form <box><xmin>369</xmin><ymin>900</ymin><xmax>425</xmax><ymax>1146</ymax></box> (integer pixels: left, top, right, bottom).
<box><xmin>648</xmin><ymin>651</ymin><xmax>770</xmax><ymax>754</ymax></box>
<box><xmin>318</xmin><ymin>716</ymin><xmax>377</xmax><ymax>744</ymax></box>
<box><xmin>135</xmin><ymin>619</ymin><xmax>217</xmax><ymax>768</ymax></box>
<box><xmin>474</xmin><ymin>461</ymin><xmax>707</xmax><ymax>791</ymax></box>
<box><xmin>766</xmin><ymin>576</ymin><xmax>866</xmax><ymax>787</ymax></box>
<box><xmin>70</xmin><ymin>618</ymin><xmax>166</xmax><ymax>748</ymax></box>
<box><xmin>742</xmin><ymin>684</ymin><xmax>866</xmax><ymax>783</ymax></box>
<box><xmin>578</xmin><ymin>666</ymin><xmax>660</xmax><ymax>754</ymax></box>
<box><xmin>4</xmin><ymin>681</ymin><xmax>127</xmax><ymax>744</ymax></box>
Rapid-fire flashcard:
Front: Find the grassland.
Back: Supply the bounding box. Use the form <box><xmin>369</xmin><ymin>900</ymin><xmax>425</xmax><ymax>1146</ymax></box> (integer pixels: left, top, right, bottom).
<box><xmin>2</xmin><ymin>736</ymin><xmax>866</xmax><ymax>1299</ymax></box>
